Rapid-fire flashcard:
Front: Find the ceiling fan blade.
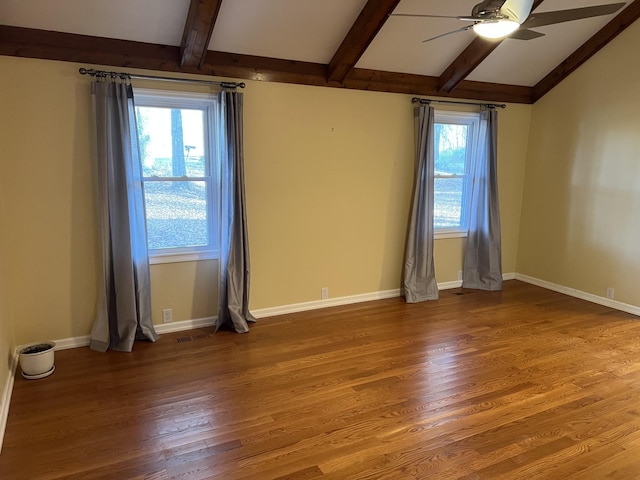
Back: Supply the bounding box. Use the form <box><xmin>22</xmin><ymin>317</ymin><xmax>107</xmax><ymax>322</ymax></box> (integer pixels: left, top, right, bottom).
<box><xmin>422</xmin><ymin>25</ymin><xmax>474</xmax><ymax>43</ymax></box>
<box><xmin>521</xmin><ymin>3</ymin><xmax>625</xmax><ymax>29</ymax></box>
<box><xmin>390</xmin><ymin>13</ymin><xmax>479</xmax><ymax>22</ymax></box>
<box><xmin>508</xmin><ymin>28</ymin><xmax>545</xmax><ymax>40</ymax></box>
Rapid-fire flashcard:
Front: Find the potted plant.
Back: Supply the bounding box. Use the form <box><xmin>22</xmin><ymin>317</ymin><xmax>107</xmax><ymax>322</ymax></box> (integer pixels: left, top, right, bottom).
<box><xmin>19</xmin><ymin>341</ymin><xmax>56</xmax><ymax>379</ymax></box>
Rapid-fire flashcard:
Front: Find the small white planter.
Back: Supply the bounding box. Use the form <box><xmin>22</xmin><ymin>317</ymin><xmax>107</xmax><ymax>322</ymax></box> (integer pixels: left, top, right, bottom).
<box><xmin>19</xmin><ymin>341</ymin><xmax>56</xmax><ymax>379</ymax></box>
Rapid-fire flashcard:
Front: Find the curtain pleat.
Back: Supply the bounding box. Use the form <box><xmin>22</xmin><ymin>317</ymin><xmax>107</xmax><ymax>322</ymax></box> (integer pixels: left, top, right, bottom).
<box><xmin>216</xmin><ymin>91</ymin><xmax>256</xmax><ymax>333</ymax></box>
<box><xmin>89</xmin><ymin>79</ymin><xmax>159</xmax><ymax>352</ymax></box>
<box><xmin>403</xmin><ymin>105</ymin><xmax>439</xmax><ymax>303</ymax></box>
<box><xmin>462</xmin><ymin>108</ymin><xmax>503</xmax><ymax>290</ymax></box>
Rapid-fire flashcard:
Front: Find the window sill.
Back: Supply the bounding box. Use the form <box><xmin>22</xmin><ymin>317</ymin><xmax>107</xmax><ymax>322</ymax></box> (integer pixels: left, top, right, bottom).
<box><xmin>435</xmin><ymin>230</ymin><xmax>467</xmax><ymax>240</ymax></box>
<box><xmin>149</xmin><ymin>250</ymin><xmax>219</xmax><ymax>265</ymax></box>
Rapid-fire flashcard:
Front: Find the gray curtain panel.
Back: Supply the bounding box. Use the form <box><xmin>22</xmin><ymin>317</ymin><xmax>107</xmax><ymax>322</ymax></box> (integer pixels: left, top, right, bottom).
<box><xmin>462</xmin><ymin>108</ymin><xmax>503</xmax><ymax>290</ymax></box>
<box><xmin>216</xmin><ymin>91</ymin><xmax>256</xmax><ymax>333</ymax></box>
<box><xmin>89</xmin><ymin>79</ymin><xmax>159</xmax><ymax>352</ymax></box>
<box><xmin>403</xmin><ymin>104</ymin><xmax>439</xmax><ymax>303</ymax></box>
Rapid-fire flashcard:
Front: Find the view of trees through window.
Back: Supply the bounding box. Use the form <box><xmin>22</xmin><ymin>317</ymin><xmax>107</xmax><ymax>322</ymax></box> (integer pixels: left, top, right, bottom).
<box><xmin>434</xmin><ymin>122</ymin><xmax>469</xmax><ymax>229</ymax></box>
<box><xmin>136</xmin><ymin>106</ymin><xmax>211</xmax><ymax>251</ymax></box>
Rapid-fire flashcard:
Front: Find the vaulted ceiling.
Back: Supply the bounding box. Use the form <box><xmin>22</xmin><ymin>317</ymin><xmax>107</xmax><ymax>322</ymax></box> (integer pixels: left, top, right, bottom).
<box><xmin>2</xmin><ymin>0</ymin><xmax>639</xmax><ymax>103</ymax></box>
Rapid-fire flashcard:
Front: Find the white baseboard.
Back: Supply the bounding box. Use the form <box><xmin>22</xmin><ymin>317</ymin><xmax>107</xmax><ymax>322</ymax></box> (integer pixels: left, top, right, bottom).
<box><xmin>154</xmin><ymin>316</ymin><xmax>216</xmax><ymax>334</ymax></box>
<box><xmin>252</xmin><ymin>289</ymin><xmax>403</xmax><ymax>319</ymax></box>
<box><xmin>515</xmin><ymin>273</ymin><xmax>640</xmax><ymax>317</ymax></box>
<box><xmin>250</xmin><ymin>275</ymin><xmax>510</xmax><ymax>320</ymax></box>
<box><xmin>53</xmin><ymin>336</ymin><xmax>90</xmax><ymax>350</ymax></box>
<box><xmin>438</xmin><ymin>280</ymin><xmax>462</xmax><ymax>290</ymax></box>
<box><xmin>39</xmin><ymin>283</ymin><xmax>461</xmax><ymax>351</ymax></box>
<box><xmin>47</xmin><ymin>316</ymin><xmax>217</xmax><ymax>353</ymax></box>
<box><xmin>0</xmin><ymin>351</ymin><xmax>17</xmax><ymax>453</ymax></box>
<box><xmin>41</xmin><ymin>273</ymin><xmax>520</xmax><ymax>349</ymax></box>
<box><xmin>29</xmin><ymin>270</ymin><xmax>636</xmax><ymax>357</ymax></box>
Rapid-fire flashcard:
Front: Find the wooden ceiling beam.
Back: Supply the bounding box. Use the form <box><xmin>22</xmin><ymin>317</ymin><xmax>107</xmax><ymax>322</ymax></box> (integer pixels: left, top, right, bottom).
<box><xmin>437</xmin><ymin>37</ymin><xmax>504</xmax><ymax>94</ymax></box>
<box><xmin>327</xmin><ymin>0</ymin><xmax>402</xmax><ymax>84</ymax></box>
<box><xmin>0</xmin><ymin>25</ymin><xmax>533</xmax><ymax>103</ymax></box>
<box><xmin>179</xmin><ymin>0</ymin><xmax>223</xmax><ymax>68</ymax></box>
<box><xmin>532</xmin><ymin>0</ymin><xmax>640</xmax><ymax>102</ymax></box>
<box><xmin>203</xmin><ymin>52</ymin><xmax>534</xmax><ymax>103</ymax></box>
<box><xmin>346</xmin><ymin>68</ymin><xmax>533</xmax><ymax>103</ymax></box>
<box><xmin>202</xmin><ymin>51</ymin><xmax>329</xmax><ymax>86</ymax></box>
<box><xmin>437</xmin><ymin>0</ymin><xmax>546</xmax><ymax>94</ymax></box>
<box><xmin>0</xmin><ymin>26</ymin><xmax>187</xmax><ymax>72</ymax></box>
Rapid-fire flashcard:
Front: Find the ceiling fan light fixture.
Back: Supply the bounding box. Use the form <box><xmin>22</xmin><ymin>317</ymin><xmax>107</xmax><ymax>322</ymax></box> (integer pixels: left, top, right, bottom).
<box><xmin>472</xmin><ymin>19</ymin><xmax>520</xmax><ymax>39</ymax></box>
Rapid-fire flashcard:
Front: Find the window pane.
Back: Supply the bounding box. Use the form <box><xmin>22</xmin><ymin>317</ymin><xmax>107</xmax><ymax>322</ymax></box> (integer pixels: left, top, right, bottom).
<box><xmin>136</xmin><ymin>106</ymin><xmax>206</xmax><ymax>177</ymax></box>
<box><xmin>143</xmin><ymin>181</ymin><xmax>209</xmax><ymax>249</ymax></box>
<box><xmin>434</xmin><ymin>177</ymin><xmax>463</xmax><ymax>228</ymax></box>
<box><xmin>434</xmin><ymin>123</ymin><xmax>467</xmax><ymax>175</ymax></box>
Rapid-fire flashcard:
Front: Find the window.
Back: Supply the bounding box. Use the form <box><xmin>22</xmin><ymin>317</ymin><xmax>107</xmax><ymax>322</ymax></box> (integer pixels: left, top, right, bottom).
<box><xmin>133</xmin><ymin>89</ymin><xmax>219</xmax><ymax>263</ymax></box>
<box><xmin>433</xmin><ymin>111</ymin><xmax>480</xmax><ymax>238</ymax></box>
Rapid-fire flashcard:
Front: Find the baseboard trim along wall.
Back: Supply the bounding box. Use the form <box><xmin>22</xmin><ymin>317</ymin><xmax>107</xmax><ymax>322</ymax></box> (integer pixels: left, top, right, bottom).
<box><xmin>515</xmin><ymin>273</ymin><xmax>640</xmax><ymax>317</ymax></box>
<box><xmin>49</xmin><ymin>316</ymin><xmax>219</xmax><ymax>352</ymax></box>
<box><xmin>251</xmin><ymin>288</ymin><xmax>402</xmax><ymax>318</ymax></box>
<box><xmin>251</xmin><ymin>276</ymin><xmax>508</xmax><ymax>319</ymax></box>
<box><xmin>32</xmin><ymin>271</ymin><xmax>640</xmax><ymax>355</ymax></box>
<box><xmin>154</xmin><ymin>316</ymin><xmax>216</xmax><ymax>334</ymax></box>
<box><xmin>44</xmin><ymin>273</ymin><xmax>520</xmax><ymax>350</ymax></box>
<box><xmin>0</xmin><ymin>353</ymin><xmax>17</xmax><ymax>453</ymax></box>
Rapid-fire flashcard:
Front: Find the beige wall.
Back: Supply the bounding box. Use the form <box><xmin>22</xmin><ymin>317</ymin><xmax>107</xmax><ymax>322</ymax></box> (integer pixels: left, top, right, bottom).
<box><xmin>0</xmin><ymin>55</ymin><xmax>531</xmax><ymax>344</ymax></box>
<box><xmin>0</xmin><ymin>176</ymin><xmax>16</xmax><ymax>402</ymax></box>
<box><xmin>150</xmin><ymin>260</ymin><xmax>218</xmax><ymax>323</ymax></box>
<box><xmin>244</xmin><ymin>84</ymin><xmax>531</xmax><ymax>307</ymax></box>
<box><xmin>243</xmin><ymin>84</ymin><xmax>414</xmax><ymax>307</ymax></box>
<box><xmin>1</xmin><ymin>58</ymin><xmax>98</xmax><ymax>345</ymax></box>
<box><xmin>517</xmin><ymin>20</ymin><xmax>640</xmax><ymax>307</ymax></box>
<box><xmin>492</xmin><ymin>103</ymin><xmax>532</xmax><ymax>276</ymax></box>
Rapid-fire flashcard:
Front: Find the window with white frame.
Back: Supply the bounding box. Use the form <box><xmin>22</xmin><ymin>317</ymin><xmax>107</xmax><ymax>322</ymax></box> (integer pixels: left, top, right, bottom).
<box><xmin>433</xmin><ymin>111</ymin><xmax>480</xmax><ymax>237</ymax></box>
<box><xmin>133</xmin><ymin>89</ymin><xmax>219</xmax><ymax>263</ymax></box>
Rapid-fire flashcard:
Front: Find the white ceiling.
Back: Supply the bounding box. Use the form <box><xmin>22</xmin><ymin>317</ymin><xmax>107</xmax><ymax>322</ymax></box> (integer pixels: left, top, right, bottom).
<box><xmin>0</xmin><ymin>0</ymin><xmax>632</xmax><ymax>87</ymax></box>
<box><xmin>209</xmin><ymin>0</ymin><xmax>369</xmax><ymax>64</ymax></box>
<box><xmin>1</xmin><ymin>0</ymin><xmax>191</xmax><ymax>46</ymax></box>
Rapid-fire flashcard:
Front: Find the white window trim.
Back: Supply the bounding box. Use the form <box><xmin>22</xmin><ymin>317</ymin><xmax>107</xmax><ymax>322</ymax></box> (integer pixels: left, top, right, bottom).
<box><xmin>149</xmin><ymin>250</ymin><xmax>218</xmax><ymax>265</ymax></box>
<box><xmin>433</xmin><ymin>110</ymin><xmax>480</xmax><ymax>238</ymax></box>
<box><xmin>134</xmin><ymin>88</ymin><xmax>220</xmax><ymax>264</ymax></box>
<box><xmin>435</xmin><ymin>230</ymin><xmax>468</xmax><ymax>240</ymax></box>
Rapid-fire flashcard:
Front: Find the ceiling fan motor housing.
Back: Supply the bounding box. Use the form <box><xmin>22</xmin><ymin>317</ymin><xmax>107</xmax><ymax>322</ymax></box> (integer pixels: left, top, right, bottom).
<box><xmin>500</xmin><ymin>0</ymin><xmax>535</xmax><ymax>23</ymax></box>
<box><xmin>472</xmin><ymin>0</ymin><xmax>534</xmax><ymax>23</ymax></box>
<box><xmin>472</xmin><ymin>0</ymin><xmax>509</xmax><ymax>19</ymax></box>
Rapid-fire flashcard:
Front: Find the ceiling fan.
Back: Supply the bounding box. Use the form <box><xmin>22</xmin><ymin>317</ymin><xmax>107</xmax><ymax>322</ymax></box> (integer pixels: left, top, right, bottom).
<box><xmin>391</xmin><ymin>0</ymin><xmax>625</xmax><ymax>42</ymax></box>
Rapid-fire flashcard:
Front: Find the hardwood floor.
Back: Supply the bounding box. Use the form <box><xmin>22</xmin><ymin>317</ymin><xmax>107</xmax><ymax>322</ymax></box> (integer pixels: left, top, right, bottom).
<box><xmin>2</xmin><ymin>280</ymin><xmax>640</xmax><ymax>479</ymax></box>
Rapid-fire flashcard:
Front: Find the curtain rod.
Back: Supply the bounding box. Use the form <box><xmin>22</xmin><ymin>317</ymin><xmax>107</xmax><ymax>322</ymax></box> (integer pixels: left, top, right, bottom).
<box><xmin>412</xmin><ymin>97</ymin><xmax>506</xmax><ymax>109</ymax></box>
<box><xmin>78</xmin><ymin>68</ymin><xmax>245</xmax><ymax>89</ymax></box>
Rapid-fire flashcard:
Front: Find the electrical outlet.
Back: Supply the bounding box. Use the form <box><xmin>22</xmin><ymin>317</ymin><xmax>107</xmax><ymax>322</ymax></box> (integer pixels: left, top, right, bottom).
<box><xmin>162</xmin><ymin>308</ymin><xmax>173</xmax><ymax>323</ymax></box>
<box><xmin>606</xmin><ymin>288</ymin><xmax>614</xmax><ymax>300</ymax></box>
<box><xmin>321</xmin><ymin>287</ymin><xmax>329</xmax><ymax>300</ymax></box>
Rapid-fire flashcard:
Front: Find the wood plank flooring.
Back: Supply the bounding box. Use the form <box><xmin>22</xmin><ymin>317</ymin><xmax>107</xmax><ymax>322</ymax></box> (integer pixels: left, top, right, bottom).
<box><xmin>2</xmin><ymin>280</ymin><xmax>640</xmax><ymax>479</ymax></box>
